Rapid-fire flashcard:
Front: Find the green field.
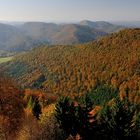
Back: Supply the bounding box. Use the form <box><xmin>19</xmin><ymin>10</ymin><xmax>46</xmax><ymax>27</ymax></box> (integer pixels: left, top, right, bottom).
<box><xmin>0</xmin><ymin>57</ymin><xmax>13</xmax><ymax>64</ymax></box>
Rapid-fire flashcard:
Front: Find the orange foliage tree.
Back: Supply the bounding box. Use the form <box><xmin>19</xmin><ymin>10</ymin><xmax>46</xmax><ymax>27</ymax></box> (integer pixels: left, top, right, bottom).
<box><xmin>0</xmin><ymin>77</ymin><xmax>24</xmax><ymax>139</ymax></box>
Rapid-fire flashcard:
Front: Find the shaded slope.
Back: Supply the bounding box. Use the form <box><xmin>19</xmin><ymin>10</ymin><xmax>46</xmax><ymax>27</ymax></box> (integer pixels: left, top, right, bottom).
<box><xmin>50</xmin><ymin>24</ymin><xmax>106</xmax><ymax>44</ymax></box>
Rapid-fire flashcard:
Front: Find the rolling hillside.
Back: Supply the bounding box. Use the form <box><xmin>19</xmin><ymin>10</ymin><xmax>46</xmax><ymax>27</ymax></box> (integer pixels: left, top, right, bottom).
<box><xmin>0</xmin><ymin>21</ymin><xmax>124</xmax><ymax>56</ymax></box>
<box><xmin>21</xmin><ymin>22</ymin><xmax>107</xmax><ymax>45</ymax></box>
<box><xmin>1</xmin><ymin>29</ymin><xmax>140</xmax><ymax>102</ymax></box>
<box><xmin>49</xmin><ymin>24</ymin><xmax>106</xmax><ymax>44</ymax></box>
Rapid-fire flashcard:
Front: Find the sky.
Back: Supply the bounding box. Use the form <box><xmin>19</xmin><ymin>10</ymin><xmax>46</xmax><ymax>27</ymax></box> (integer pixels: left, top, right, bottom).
<box><xmin>0</xmin><ymin>0</ymin><xmax>139</xmax><ymax>22</ymax></box>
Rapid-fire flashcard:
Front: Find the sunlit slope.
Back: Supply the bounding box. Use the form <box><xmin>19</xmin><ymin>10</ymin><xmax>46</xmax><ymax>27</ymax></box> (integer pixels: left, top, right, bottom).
<box><xmin>2</xmin><ymin>29</ymin><xmax>140</xmax><ymax>101</ymax></box>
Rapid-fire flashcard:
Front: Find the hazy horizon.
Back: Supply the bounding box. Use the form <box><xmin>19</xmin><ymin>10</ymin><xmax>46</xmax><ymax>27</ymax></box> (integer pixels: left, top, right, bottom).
<box><xmin>0</xmin><ymin>0</ymin><xmax>139</xmax><ymax>22</ymax></box>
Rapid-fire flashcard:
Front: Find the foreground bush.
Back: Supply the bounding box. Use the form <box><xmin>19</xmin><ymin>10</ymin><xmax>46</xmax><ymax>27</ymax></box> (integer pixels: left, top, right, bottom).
<box><xmin>0</xmin><ymin>77</ymin><xmax>24</xmax><ymax>140</ymax></box>
<box><xmin>17</xmin><ymin>112</ymin><xmax>40</xmax><ymax>140</ymax></box>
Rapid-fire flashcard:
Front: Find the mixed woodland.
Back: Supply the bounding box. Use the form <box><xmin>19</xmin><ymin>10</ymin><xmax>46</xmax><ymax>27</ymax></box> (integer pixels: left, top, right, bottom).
<box><xmin>0</xmin><ymin>29</ymin><xmax>140</xmax><ymax>140</ymax></box>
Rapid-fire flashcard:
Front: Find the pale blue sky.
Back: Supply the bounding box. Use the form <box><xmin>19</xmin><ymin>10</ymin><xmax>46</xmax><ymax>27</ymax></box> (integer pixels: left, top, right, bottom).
<box><xmin>0</xmin><ymin>0</ymin><xmax>139</xmax><ymax>22</ymax></box>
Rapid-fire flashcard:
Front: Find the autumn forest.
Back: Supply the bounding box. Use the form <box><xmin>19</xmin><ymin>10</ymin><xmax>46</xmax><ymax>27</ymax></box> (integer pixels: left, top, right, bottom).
<box><xmin>0</xmin><ymin>27</ymin><xmax>139</xmax><ymax>140</ymax></box>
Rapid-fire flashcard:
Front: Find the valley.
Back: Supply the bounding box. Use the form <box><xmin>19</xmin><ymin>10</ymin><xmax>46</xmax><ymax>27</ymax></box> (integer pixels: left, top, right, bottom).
<box><xmin>0</xmin><ymin>56</ymin><xmax>13</xmax><ymax>64</ymax></box>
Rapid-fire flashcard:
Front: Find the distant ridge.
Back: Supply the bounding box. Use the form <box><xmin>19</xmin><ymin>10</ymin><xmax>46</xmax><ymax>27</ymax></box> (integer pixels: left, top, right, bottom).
<box><xmin>0</xmin><ymin>20</ymin><xmax>125</xmax><ymax>56</ymax></box>
<box><xmin>79</xmin><ymin>20</ymin><xmax>124</xmax><ymax>33</ymax></box>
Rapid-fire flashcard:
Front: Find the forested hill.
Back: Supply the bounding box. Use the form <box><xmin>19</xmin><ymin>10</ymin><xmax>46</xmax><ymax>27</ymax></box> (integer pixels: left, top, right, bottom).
<box><xmin>0</xmin><ymin>20</ymin><xmax>123</xmax><ymax>56</ymax></box>
<box><xmin>1</xmin><ymin>29</ymin><xmax>140</xmax><ymax>102</ymax></box>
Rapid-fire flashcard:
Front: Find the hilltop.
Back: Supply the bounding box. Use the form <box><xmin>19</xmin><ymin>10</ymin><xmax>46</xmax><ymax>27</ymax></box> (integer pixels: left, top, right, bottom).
<box><xmin>79</xmin><ymin>20</ymin><xmax>123</xmax><ymax>33</ymax></box>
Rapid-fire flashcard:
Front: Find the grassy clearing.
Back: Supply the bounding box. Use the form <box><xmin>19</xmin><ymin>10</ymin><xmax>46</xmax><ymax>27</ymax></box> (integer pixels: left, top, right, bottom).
<box><xmin>0</xmin><ymin>57</ymin><xmax>13</xmax><ymax>64</ymax></box>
